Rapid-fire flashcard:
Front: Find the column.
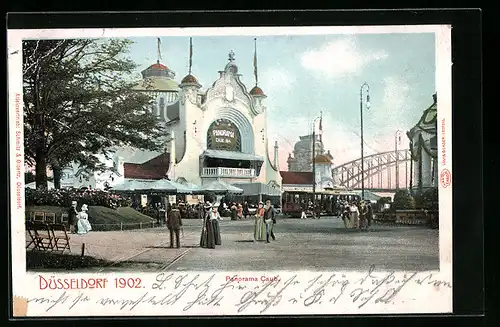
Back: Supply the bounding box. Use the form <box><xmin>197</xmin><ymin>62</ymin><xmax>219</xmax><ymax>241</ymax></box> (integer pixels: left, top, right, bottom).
<box><xmin>413</xmin><ymin>153</ymin><xmax>420</xmax><ymax>190</ymax></box>
<box><xmin>421</xmin><ymin>149</ymin><xmax>432</xmax><ymax>188</ymax></box>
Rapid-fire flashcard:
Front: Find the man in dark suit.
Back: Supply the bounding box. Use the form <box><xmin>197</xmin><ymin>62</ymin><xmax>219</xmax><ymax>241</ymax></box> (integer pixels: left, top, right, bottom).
<box><xmin>68</xmin><ymin>201</ymin><xmax>78</xmax><ymax>234</ymax></box>
<box><xmin>264</xmin><ymin>200</ymin><xmax>276</xmax><ymax>243</ymax></box>
<box><xmin>167</xmin><ymin>203</ymin><xmax>183</xmax><ymax>248</ymax></box>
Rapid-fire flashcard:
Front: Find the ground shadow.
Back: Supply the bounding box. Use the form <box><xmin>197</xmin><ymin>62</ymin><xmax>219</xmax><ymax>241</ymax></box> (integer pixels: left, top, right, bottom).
<box><xmin>234</xmin><ymin>240</ymin><xmax>256</xmax><ymax>243</ymax></box>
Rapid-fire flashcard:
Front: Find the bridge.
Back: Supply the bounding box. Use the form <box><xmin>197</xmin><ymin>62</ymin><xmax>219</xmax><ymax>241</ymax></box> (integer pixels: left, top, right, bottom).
<box><xmin>332</xmin><ymin>149</ymin><xmax>412</xmax><ymax>191</ymax></box>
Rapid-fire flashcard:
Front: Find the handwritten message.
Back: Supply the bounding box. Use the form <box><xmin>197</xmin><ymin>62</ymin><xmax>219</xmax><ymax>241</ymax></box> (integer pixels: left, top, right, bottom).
<box><xmin>23</xmin><ymin>267</ymin><xmax>452</xmax><ymax>316</ymax></box>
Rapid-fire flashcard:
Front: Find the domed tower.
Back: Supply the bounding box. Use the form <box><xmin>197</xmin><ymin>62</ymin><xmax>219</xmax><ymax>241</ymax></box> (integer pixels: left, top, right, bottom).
<box><xmin>132</xmin><ymin>38</ymin><xmax>180</xmax><ymax>122</ymax></box>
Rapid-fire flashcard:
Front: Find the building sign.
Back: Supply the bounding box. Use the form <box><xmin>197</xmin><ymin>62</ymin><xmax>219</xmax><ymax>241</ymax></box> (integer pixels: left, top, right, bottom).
<box><xmin>207</xmin><ymin>118</ymin><xmax>242</xmax><ymax>152</ymax></box>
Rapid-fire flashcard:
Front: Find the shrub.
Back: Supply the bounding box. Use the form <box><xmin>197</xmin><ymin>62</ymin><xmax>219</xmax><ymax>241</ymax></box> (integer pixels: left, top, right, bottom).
<box><xmin>393</xmin><ymin>189</ymin><xmax>416</xmax><ymax>210</ymax></box>
<box><xmin>25</xmin><ymin>187</ymin><xmax>130</xmax><ymax>209</ymax></box>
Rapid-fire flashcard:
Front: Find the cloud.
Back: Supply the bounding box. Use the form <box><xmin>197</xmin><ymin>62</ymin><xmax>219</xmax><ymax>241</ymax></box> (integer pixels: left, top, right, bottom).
<box><xmin>368</xmin><ymin>76</ymin><xmax>415</xmax><ymax>142</ymax></box>
<box><xmin>260</xmin><ymin>67</ymin><xmax>296</xmax><ymax>95</ymax></box>
<box><xmin>299</xmin><ymin>37</ymin><xmax>388</xmax><ymax>78</ymax></box>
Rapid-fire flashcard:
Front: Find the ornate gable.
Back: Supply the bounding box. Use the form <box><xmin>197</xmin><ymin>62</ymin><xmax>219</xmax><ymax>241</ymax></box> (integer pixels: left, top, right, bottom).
<box><xmin>201</xmin><ymin>51</ymin><xmax>257</xmax><ymax>115</ymax></box>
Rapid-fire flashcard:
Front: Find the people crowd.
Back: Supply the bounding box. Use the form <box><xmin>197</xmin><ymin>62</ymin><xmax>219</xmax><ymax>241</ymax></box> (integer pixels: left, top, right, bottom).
<box><xmin>339</xmin><ymin>200</ymin><xmax>374</xmax><ymax>231</ymax></box>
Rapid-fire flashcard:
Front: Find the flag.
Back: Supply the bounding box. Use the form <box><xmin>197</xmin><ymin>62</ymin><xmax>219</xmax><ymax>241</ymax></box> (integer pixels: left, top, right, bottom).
<box><xmin>189</xmin><ymin>37</ymin><xmax>193</xmax><ymax>74</ymax></box>
<box><xmin>253</xmin><ymin>38</ymin><xmax>258</xmax><ymax>85</ymax></box>
<box><xmin>157</xmin><ymin>37</ymin><xmax>162</xmax><ymax>61</ymax></box>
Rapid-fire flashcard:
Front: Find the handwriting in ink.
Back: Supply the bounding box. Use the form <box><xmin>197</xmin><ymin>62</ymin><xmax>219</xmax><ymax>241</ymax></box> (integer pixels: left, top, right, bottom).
<box><xmin>237</xmin><ymin>275</ymin><xmax>297</xmax><ymax>313</ymax></box>
<box><xmin>182</xmin><ymin>275</ymin><xmax>236</xmax><ymax>311</ymax></box>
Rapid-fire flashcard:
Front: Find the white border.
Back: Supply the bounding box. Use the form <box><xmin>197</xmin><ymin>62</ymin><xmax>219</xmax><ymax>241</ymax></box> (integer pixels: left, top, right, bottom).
<box><xmin>8</xmin><ymin>25</ymin><xmax>453</xmax><ymax>317</ymax></box>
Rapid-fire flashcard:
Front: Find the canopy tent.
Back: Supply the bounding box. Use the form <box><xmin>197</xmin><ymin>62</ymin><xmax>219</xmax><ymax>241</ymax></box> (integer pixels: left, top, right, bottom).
<box><xmin>232</xmin><ymin>182</ymin><xmax>281</xmax><ymax>197</ymax></box>
<box><xmin>112</xmin><ymin>179</ymin><xmax>192</xmax><ymax>194</ymax></box>
<box><xmin>201</xmin><ymin>180</ymin><xmax>244</xmax><ymax>195</ymax></box>
<box><xmin>175</xmin><ymin>177</ymin><xmax>203</xmax><ymax>192</ymax></box>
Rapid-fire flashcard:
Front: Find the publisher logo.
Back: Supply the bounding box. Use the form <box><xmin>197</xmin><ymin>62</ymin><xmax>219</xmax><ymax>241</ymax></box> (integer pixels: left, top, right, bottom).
<box><xmin>440</xmin><ymin>169</ymin><xmax>451</xmax><ymax>188</ymax></box>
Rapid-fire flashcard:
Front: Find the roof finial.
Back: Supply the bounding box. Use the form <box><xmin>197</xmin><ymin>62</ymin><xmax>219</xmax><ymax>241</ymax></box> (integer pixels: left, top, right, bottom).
<box><xmin>157</xmin><ymin>37</ymin><xmax>162</xmax><ymax>64</ymax></box>
<box><xmin>253</xmin><ymin>38</ymin><xmax>258</xmax><ymax>86</ymax></box>
<box><xmin>188</xmin><ymin>37</ymin><xmax>193</xmax><ymax>75</ymax></box>
<box><xmin>228</xmin><ymin>50</ymin><xmax>235</xmax><ymax>62</ymax></box>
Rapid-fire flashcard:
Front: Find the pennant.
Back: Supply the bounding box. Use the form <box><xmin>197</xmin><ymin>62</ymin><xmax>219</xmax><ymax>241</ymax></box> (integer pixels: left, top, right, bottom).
<box><xmin>189</xmin><ymin>37</ymin><xmax>193</xmax><ymax>74</ymax></box>
<box><xmin>157</xmin><ymin>37</ymin><xmax>162</xmax><ymax>61</ymax></box>
<box><xmin>253</xmin><ymin>38</ymin><xmax>258</xmax><ymax>85</ymax></box>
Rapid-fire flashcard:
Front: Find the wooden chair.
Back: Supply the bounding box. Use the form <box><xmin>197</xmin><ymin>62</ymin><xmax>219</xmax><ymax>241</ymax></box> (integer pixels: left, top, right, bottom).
<box><xmin>50</xmin><ymin>224</ymin><xmax>71</xmax><ymax>253</ymax></box>
<box><xmin>44</xmin><ymin>212</ymin><xmax>56</xmax><ymax>224</ymax></box>
<box><xmin>30</xmin><ymin>222</ymin><xmax>54</xmax><ymax>251</ymax></box>
<box><xmin>25</xmin><ymin>221</ymin><xmax>39</xmax><ymax>250</ymax></box>
<box><xmin>33</xmin><ymin>212</ymin><xmax>45</xmax><ymax>222</ymax></box>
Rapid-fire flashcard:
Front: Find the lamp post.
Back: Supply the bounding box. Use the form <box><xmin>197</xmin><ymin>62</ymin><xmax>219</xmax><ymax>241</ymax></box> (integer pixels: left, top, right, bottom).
<box><xmin>360</xmin><ymin>82</ymin><xmax>371</xmax><ymax>200</ymax></box>
<box><xmin>312</xmin><ymin>115</ymin><xmax>322</xmax><ymax>217</ymax></box>
<box><xmin>395</xmin><ymin>129</ymin><xmax>403</xmax><ymax>190</ymax></box>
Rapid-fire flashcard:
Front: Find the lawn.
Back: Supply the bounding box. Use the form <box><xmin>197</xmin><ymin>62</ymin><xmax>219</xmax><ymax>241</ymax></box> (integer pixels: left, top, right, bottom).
<box><xmin>26</xmin><ymin>206</ymin><xmax>155</xmax><ymax>230</ymax></box>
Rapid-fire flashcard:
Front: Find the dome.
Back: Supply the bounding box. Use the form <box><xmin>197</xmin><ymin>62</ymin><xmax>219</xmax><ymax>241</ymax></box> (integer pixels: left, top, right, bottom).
<box><xmin>141</xmin><ymin>61</ymin><xmax>175</xmax><ymax>79</ymax></box>
<box><xmin>250</xmin><ymin>86</ymin><xmax>265</xmax><ymax>96</ymax></box>
<box><xmin>314</xmin><ymin>154</ymin><xmax>332</xmax><ymax>164</ymax></box>
<box><xmin>149</xmin><ymin>62</ymin><xmax>169</xmax><ymax>70</ymax></box>
<box><xmin>181</xmin><ymin>74</ymin><xmax>199</xmax><ymax>84</ymax></box>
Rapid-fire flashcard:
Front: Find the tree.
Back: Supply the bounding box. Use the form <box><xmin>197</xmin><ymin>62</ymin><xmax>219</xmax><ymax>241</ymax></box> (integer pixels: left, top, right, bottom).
<box><xmin>393</xmin><ymin>189</ymin><xmax>416</xmax><ymax>210</ymax></box>
<box><xmin>23</xmin><ymin>39</ymin><xmax>164</xmax><ymax>189</ymax></box>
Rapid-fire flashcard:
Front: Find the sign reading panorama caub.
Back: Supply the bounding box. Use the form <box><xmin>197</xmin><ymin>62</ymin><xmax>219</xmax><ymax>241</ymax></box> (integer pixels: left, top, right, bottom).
<box><xmin>207</xmin><ymin>118</ymin><xmax>241</xmax><ymax>152</ymax></box>
<box><xmin>8</xmin><ymin>23</ymin><xmax>454</xmax><ymax>318</ymax></box>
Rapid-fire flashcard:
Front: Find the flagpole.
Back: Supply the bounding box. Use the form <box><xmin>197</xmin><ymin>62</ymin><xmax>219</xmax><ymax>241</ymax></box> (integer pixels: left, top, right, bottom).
<box><xmin>254</xmin><ymin>38</ymin><xmax>258</xmax><ymax>86</ymax></box>
<box><xmin>157</xmin><ymin>37</ymin><xmax>161</xmax><ymax>63</ymax></box>
<box><xmin>189</xmin><ymin>37</ymin><xmax>193</xmax><ymax>75</ymax></box>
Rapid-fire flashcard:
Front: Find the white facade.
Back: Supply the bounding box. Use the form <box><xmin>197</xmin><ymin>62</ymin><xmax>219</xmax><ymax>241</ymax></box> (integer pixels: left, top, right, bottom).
<box><xmin>58</xmin><ymin>52</ymin><xmax>282</xmax><ymax>191</ymax></box>
<box><xmin>166</xmin><ymin>54</ymin><xmax>282</xmax><ymax>188</ymax></box>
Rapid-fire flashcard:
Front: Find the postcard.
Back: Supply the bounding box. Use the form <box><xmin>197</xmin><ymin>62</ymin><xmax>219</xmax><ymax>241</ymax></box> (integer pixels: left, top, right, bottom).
<box><xmin>8</xmin><ymin>24</ymin><xmax>452</xmax><ymax>317</ymax></box>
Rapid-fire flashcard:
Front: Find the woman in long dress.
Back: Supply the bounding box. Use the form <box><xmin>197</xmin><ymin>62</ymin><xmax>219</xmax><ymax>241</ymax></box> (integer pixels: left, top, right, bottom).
<box><xmin>76</xmin><ymin>204</ymin><xmax>92</xmax><ymax>235</ymax></box>
<box><xmin>237</xmin><ymin>203</ymin><xmax>243</xmax><ymax>220</ymax></box>
<box><xmin>349</xmin><ymin>202</ymin><xmax>360</xmax><ymax>229</ymax></box>
<box><xmin>200</xmin><ymin>202</ymin><xmax>216</xmax><ymax>249</ymax></box>
<box><xmin>254</xmin><ymin>202</ymin><xmax>266</xmax><ymax>241</ymax></box>
<box><xmin>210</xmin><ymin>206</ymin><xmax>222</xmax><ymax>245</ymax></box>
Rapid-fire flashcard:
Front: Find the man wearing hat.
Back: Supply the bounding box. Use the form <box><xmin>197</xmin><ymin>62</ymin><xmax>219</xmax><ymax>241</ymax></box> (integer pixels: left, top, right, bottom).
<box><xmin>200</xmin><ymin>202</ymin><xmax>216</xmax><ymax>249</ymax></box>
<box><xmin>68</xmin><ymin>201</ymin><xmax>79</xmax><ymax>234</ymax></box>
<box><xmin>167</xmin><ymin>203</ymin><xmax>183</xmax><ymax>248</ymax></box>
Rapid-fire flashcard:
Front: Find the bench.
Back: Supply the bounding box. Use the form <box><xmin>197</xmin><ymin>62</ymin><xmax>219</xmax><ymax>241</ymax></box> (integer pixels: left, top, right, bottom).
<box><xmin>26</xmin><ymin>221</ymin><xmax>71</xmax><ymax>253</ymax></box>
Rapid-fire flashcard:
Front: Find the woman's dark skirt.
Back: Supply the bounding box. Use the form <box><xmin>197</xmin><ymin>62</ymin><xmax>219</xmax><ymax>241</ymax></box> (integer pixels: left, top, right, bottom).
<box><xmin>212</xmin><ymin>219</ymin><xmax>222</xmax><ymax>245</ymax></box>
<box><xmin>200</xmin><ymin>220</ymin><xmax>216</xmax><ymax>249</ymax></box>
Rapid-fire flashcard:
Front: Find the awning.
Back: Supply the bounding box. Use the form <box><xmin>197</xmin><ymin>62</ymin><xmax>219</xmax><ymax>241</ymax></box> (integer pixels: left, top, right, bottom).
<box><xmin>202</xmin><ymin>149</ymin><xmax>264</xmax><ymax>162</ymax></box>
<box><xmin>113</xmin><ymin>179</ymin><xmax>192</xmax><ymax>193</ymax></box>
<box><xmin>202</xmin><ymin>180</ymin><xmax>244</xmax><ymax>194</ymax></box>
<box><xmin>232</xmin><ymin>182</ymin><xmax>281</xmax><ymax>196</ymax></box>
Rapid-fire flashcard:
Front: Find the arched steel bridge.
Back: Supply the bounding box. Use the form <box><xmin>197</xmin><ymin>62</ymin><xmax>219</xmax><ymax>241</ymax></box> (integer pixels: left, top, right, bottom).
<box><xmin>332</xmin><ymin>149</ymin><xmax>411</xmax><ymax>191</ymax></box>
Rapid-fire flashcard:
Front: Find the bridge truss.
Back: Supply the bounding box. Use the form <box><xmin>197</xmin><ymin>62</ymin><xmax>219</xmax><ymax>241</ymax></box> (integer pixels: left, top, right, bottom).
<box><xmin>333</xmin><ymin>149</ymin><xmax>412</xmax><ymax>190</ymax></box>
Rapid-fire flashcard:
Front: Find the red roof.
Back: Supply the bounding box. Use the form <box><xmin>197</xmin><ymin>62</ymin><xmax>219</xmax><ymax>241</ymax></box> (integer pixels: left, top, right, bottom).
<box><xmin>148</xmin><ymin>62</ymin><xmax>169</xmax><ymax>70</ymax></box>
<box><xmin>124</xmin><ymin>153</ymin><xmax>170</xmax><ymax>180</ymax></box>
<box><xmin>250</xmin><ymin>86</ymin><xmax>265</xmax><ymax>96</ymax></box>
<box><xmin>280</xmin><ymin>171</ymin><xmax>313</xmax><ymax>185</ymax></box>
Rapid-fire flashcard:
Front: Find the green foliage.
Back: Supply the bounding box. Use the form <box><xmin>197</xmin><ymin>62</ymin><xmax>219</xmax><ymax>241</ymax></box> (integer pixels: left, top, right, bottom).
<box><xmin>25</xmin><ymin>187</ymin><xmax>130</xmax><ymax>208</ymax></box>
<box><xmin>23</xmin><ymin>39</ymin><xmax>165</xmax><ymax>188</ymax></box>
<box><xmin>417</xmin><ymin>188</ymin><xmax>438</xmax><ymax>210</ymax></box>
<box><xmin>25</xmin><ymin>171</ymin><xmax>36</xmax><ymax>184</ymax></box>
<box><xmin>393</xmin><ymin>189</ymin><xmax>416</xmax><ymax>210</ymax></box>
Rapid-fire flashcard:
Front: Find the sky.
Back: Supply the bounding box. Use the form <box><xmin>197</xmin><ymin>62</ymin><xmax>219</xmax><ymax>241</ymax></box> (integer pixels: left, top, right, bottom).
<box><xmin>125</xmin><ymin>33</ymin><xmax>436</xmax><ymax>177</ymax></box>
